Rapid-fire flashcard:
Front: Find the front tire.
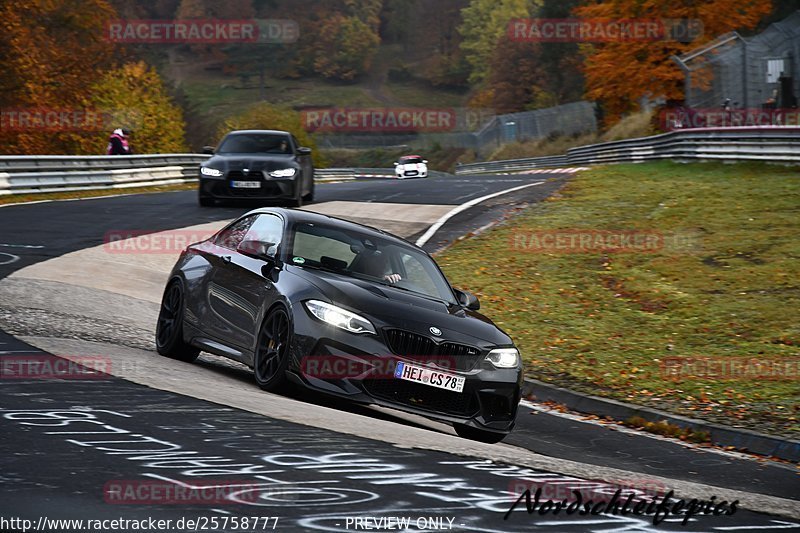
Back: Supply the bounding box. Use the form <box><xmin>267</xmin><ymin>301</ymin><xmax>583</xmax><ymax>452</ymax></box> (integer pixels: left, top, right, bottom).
<box><xmin>454</xmin><ymin>423</ymin><xmax>507</xmax><ymax>444</ymax></box>
<box><xmin>288</xmin><ymin>184</ymin><xmax>303</xmax><ymax>208</ymax></box>
<box><xmin>253</xmin><ymin>307</ymin><xmax>292</xmax><ymax>392</ymax></box>
<box><xmin>198</xmin><ymin>194</ymin><xmax>214</xmax><ymax>207</ymax></box>
<box><xmin>302</xmin><ymin>177</ymin><xmax>315</xmax><ymax>203</ymax></box>
<box><xmin>156</xmin><ymin>280</ymin><xmax>200</xmax><ymax>362</ymax></box>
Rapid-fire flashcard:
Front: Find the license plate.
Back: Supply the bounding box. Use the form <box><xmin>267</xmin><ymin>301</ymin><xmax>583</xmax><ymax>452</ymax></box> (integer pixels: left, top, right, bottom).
<box><xmin>231</xmin><ymin>181</ymin><xmax>261</xmax><ymax>189</ymax></box>
<box><xmin>394</xmin><ymin>361</ymin><xmax>465</xmax><ymax>393</ymax></box>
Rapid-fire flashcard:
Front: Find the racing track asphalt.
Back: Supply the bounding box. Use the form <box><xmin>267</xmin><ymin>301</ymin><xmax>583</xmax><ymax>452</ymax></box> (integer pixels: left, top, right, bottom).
<box><xmin>0</xmin><ymin>172</ymin><xmax>798</xmax><ymax>531</ymax></box>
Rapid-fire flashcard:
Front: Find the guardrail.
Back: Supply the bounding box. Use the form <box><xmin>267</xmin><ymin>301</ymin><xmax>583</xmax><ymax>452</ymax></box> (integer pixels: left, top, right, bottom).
<box><xmin>0</xmin><ymin>154</ymin><xmax>210</xmax><ymax>196</ymax></box>
<box><xmin>0</xmin><ymin>154</ymin><xmax>210</xmax><ymax>173</ymax></box>
<box><xmin>0</xmin><ymin>155</ymin><xmax>452</xmax><ymax>196</ymax></box>
<box><xmin>455</xmin><ymin>127</ymin><xmax>800</xmax><ymax>174</ymax></box>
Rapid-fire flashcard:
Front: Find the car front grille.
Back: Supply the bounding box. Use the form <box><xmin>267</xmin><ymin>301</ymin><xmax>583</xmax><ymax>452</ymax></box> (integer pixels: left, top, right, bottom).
<box><xmin>211</xmin><ymin>179</ymin><xmax>283</xmax><ymax>197</ymax></box>
<box><xmin>227</xmin><ymin>170</ymin><xmax>263</xmax><ymax>181</ymax></box>
<box><xmin>362</xmin><ymin>378</ymin><xmax>479</xmax><ymax>417</ymax></box>
<box><xmin>384</xmin><ymin>329</ymin><xmax>483</xmax><ymax>372</ymax></box>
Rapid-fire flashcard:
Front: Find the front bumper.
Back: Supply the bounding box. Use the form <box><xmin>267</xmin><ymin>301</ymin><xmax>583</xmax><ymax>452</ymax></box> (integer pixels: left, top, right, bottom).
<box><xmin>397</xmin><ymin>170</ymin><xmax>427</xmax><ymax>178</ymax></box>
<box><xmin>287</xmin><ymin>305</ymin><xmax>522</xmax><ymax>434</ymax></box>
<box><xmin>199</xmin><ymin>176</ymin><xmax>297</xmax><ymax>200</ymax></box>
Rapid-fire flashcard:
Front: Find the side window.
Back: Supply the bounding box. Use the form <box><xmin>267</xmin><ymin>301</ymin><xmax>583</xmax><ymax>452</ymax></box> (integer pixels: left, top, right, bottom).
<box><xmin>400</xmin><ymin>252</ymin><xmax>438</xmax><ymax>295</ymax></box>
<box><xmin>292</xmin><ymin>226</ymin><xmax>356</xmax><ymax>265</ymax></box>
<box><xmin>243</xmin><ymin>214</ymin><xmax>284</xmax><ymax>255</ymax></box>
<box><xmin>292</xmin><ymin>135</ymin><xmax>301</xmax><ymax>153</ymax></box>
<box><xmin>214</xmin><ymin>216</ymin><xmax>256</xmax><ymax>250</ymax></box>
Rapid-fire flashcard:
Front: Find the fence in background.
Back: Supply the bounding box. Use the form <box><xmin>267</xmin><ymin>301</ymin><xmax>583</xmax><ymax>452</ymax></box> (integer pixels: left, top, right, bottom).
<box><xmin>315</xmin><ymin>101</ymin><xmax>598</xmax><ymax>157</ymax></box>
<box><xmin>674</xmin><ymin>11</ymin><xmax>800</xmax><ymax>110</ymax></box>
<box><xmin>455</xmin><ymin>127</ymin><xmax>800</xmax><ymax>174</ymax></box>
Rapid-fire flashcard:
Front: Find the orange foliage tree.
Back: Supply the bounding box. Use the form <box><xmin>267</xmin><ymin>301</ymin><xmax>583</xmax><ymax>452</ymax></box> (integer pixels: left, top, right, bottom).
<box><xmin>573</xmin><ymin>0</ymin><xmax>772</xmax><ymax>125</ymax></box>
<box><xmin>0</xmin><ymin>0</ymin><xmax>118</xmax><ymax>154</ymax></box>
<box><xmin>68</xmin><ymin>62</ymin><xmax>188</xmax><ymax>155</ymax></box>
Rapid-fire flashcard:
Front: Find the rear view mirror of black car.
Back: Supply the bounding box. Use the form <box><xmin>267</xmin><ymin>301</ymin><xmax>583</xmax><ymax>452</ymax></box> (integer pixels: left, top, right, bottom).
<box><xmin>238</xmin><ymin>239</ymin><xmax>277</xmax><ymax>262</ymax></box>
<box><xmin>455</xmin><ymin>289</ymin><xmax>480</xmax><ymax>310</ymax></box>
<box><xmin>297</xmin><ymin>147</ymin><xmax>312</xmax><ymax>156</ymax></box>
<box><xmin>202</xmin><ymin>145</ymin><xmax>215</xmax><ymax>154</ymax></box>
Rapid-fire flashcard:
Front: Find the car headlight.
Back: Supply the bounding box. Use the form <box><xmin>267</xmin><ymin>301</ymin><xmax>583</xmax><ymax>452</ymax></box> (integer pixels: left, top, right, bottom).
<box><xmin>269</xmin><ymin>168</ymin><xmax>297</xmax><ymax>178</ymax></box>
<box><xmin>485</xmin><ymin>348</ymin><xmax>519</xmax><ymax>368</ymax></box>
<box><xmin>200</xmin><ymin>166</ymin><xmax>223</xmax><ymax>177</ymax></box>
<box><xmin>304</xmin><ymin>300</ymin><xmax>376</xmax><ymax>335</ymax></box>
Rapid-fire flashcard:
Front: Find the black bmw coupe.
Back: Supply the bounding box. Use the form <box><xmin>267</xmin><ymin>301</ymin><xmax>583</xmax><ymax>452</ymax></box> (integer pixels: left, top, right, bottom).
<box><xmin>156</xmin><ymin>208</ymin><xmax>522</xmax><ymax>443</ymax></box>
<box><xmin>198</xmin><ymin>130</ymin><xmax>315</xmax><ymax>207</ymax></box>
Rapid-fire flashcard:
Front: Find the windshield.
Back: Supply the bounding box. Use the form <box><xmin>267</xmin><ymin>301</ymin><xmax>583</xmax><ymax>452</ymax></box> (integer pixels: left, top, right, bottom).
<box><xmin>217</xmin><ymin>133</ymin><xmax>292</xmax><ymax>155</ymax></box>
<box><xmin>400</xmin><ymin>156</ymin><xmax>423</xmax><ymax>164</ymax></box>
<box><xmin>289</xmin><ymin>222</ymin><xmax>456</xmax><ymax>304</ymax></box>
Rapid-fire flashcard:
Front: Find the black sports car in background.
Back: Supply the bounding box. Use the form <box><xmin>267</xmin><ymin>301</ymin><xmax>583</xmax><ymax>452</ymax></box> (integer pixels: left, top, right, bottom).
<box><xmin>156</xmin><ymin>208</ymin><xmax>522</xmax><ymax>443</ymax></box>
<box><xmin>198</xmin><ymin>130</ymin><xmax>315</xmax><ymax>207</ymax></box>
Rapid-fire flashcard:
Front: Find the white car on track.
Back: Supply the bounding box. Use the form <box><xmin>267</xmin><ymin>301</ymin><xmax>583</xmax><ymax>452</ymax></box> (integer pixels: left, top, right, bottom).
<box><xmin>394</xmin><ymin>155</ymin><xmax>428</xmax><ymax>179</ymax></box>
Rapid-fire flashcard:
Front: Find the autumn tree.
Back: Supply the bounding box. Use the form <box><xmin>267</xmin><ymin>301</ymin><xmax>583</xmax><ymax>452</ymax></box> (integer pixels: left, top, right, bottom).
<box><xmin>396</xmin><ymin>0</ymin><xmax>470</xmax><ymax>88</ymax></box>
<box><xmin>477</xmin><ymin>0</ymin><xmax>585</xmax><ymax>112</ymax></box>
<box><xmin>487</xmin><ymin>37</ymin><xmax>549</xmax><ymax>113</ymax></box>
<box><xmin>175</xmin><ymin>0</ymin><xmax>255</xmax><ymax>60</ymax></box>
<box><xmin>218</xmin><ymin>104</ymin><xmax>326</xmax><ymax>167</ymax></box>
<box><xmin>176</xmin><ymin>0</ymin><xmax>255</xmax><ymax>19</ymax></box>
<box><xmin>312</xmin><ymin>14</ymin><xmax>381</xmax><ymax>81</ymax></box>
<box><xmin>574</xmin><ymin>0</ymin><xmax>773</xmax><ymax>124</ymax></box>
<box><xmin>534</xmin><ymin>0</ymin><xmax>584</xmax><ymax>105</ymax></box>
<box><xmin>0</xmin><ymin>0</ymin><xmax>117</xmax><ymax>154</ymax></box>
<box><xmin>459</xmin><ymin>0</ymin><xmax>535</xmax><ymax>83</ymax></box>
<box><xmin>68</xmin><ymin>62</ymin><xmax>188</xmax><ymax>154</ymax></box>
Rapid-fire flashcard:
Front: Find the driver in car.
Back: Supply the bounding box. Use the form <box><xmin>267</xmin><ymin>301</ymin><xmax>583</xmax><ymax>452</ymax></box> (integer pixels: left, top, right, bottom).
<box><xmin>351</xmin><ymin>249</ymin><xmax>402</xmax><ymax>284</ymax></box>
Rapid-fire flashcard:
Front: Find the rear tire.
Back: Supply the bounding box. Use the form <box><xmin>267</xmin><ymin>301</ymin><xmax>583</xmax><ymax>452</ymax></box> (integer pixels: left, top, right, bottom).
<box><xmin>253</xmin><ymin>307</ymin><xmax>292</xmax><ymax>392</ymax></box>
<box><xmin>453</xmin><ymin>423</ymin><xmax>506</xmax><ymax>444</ymax></box>
<box><xmin>156</xmin><ymin>280</ymin><xmax>200</xmax><ymax>362</ymax></box>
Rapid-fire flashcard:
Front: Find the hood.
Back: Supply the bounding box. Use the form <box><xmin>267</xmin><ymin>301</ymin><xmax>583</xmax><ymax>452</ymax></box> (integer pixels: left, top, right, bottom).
<box><xmin>205</xmin><ymin>154</ymin><xmax>298</xmax><ymax>173</ymax></box>
<box><xmin>288</xmin><ymin>266</ymin><xmax>512</xmax><ymax>347</ymax></box>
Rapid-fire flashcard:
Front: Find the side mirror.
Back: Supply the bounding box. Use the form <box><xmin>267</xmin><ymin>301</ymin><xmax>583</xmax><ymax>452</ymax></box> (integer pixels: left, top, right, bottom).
<box><xmin>422</xmin><ymin>160</ymin><xmax>428</xmax><ymax>164</ymax></box>
<box><xmin>238</xmin><ymin>239</ymin><xmax>277</xmax><ymax>263</ymax></box>
<box><xmin>393</xmin><ymin>162</ymin><xmax>398</xmax><ymax>166</ymax></box>
<box><xmin>202</xmin><ymin>146</ymin><xmax>215</xmax><ymax>155</ymax></box>
<box><xmin>455</xmin><ymin>289</ymin><xmax>480</xmax><ymax>311</ymax></box>
<box><xmin>297</xmin><ymin>147</ymin><xmax>312</xmax><ymax>156</ymax></box>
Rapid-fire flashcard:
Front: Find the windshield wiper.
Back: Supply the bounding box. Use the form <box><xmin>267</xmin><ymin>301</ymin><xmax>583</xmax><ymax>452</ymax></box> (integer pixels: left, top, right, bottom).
<box><xmin>375</xmin><ymin>281</ymin><xmax>451</xmax><ymax>304</ymax></box>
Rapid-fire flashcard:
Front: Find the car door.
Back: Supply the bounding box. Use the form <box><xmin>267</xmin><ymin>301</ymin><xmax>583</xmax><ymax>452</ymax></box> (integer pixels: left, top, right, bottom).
<box><xmin>189</xmin><ymin>215</ymin><xmax>256</xmax><ymax>339</ymax></box>
<box><xmin>206</xmin><ymin>213</ymin><xmax>285</xmax><ymax>357</ymax></box>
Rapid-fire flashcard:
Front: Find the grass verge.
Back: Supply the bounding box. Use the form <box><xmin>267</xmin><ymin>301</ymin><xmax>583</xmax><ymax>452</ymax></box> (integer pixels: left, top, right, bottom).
<box><xmin>437</xmin><ymin>161</ymin><xmax>800</xmax><ymax>437</ymax></box>
<box><xmin>0</xmin><ymin>182</ymin><xmax>196</xmax><ymax>206</ymax></box>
